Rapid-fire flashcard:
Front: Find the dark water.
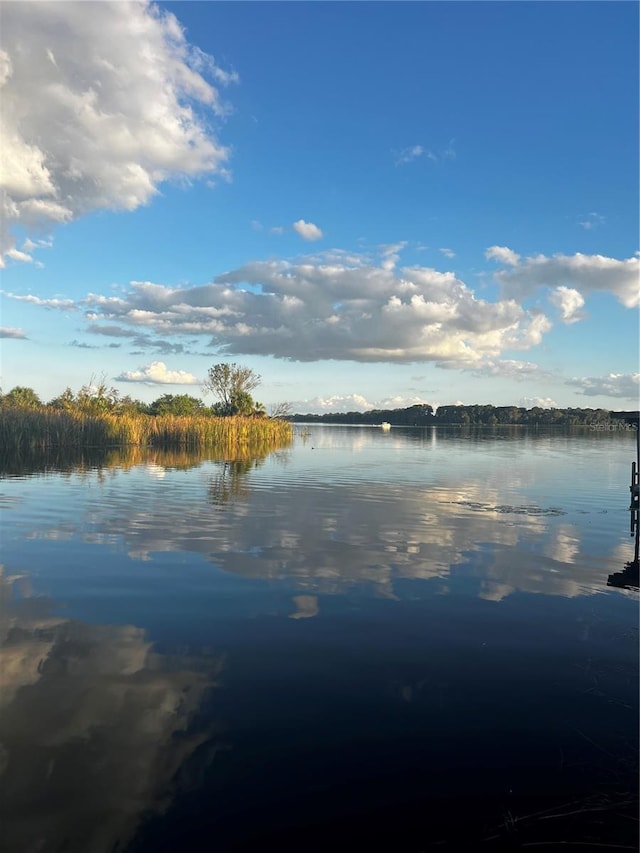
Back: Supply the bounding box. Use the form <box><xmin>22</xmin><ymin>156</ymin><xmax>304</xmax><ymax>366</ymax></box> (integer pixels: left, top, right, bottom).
<box><xmin>1</xmin><ymin>427</ymin><xmax>638</xmax><ymax>851</ymax></box>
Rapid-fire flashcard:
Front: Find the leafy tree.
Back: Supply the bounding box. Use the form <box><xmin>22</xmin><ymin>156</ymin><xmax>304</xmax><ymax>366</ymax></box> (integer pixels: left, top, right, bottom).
<box><xmin>48</xmin><ymin>387</ymin><xmax>77</xmax><ymax>411</ymax></box>
<box><xmin>203</xmin><ymin>363</ymin><xmax>262</xmax><ymax>416</ymax></box>
<box><xmin>117</xmin><ymin>395</ymin><xmax>150</xmax><ymax>415</ymax></box>
<box><xmin>2</xmin><ymin>386</ymin><xmax>42</xmax><ymax>409</ymax></box>
<box><xmin>150</xmin><ymin>394</ymin><xmax>207</xmax><ymax>416</ymax></box>
<box><xmin>76</xmin><ymin>375</ymin><xmax>119</xmax><ymax>415</ymax></box>
<box><xmin>231</xmin><ymin>390</ymin><xmax>256</xmax><ymax>416</ymax></box>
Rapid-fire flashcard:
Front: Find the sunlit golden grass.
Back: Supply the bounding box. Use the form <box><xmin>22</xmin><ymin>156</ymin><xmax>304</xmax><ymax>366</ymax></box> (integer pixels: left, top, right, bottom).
<box><xmin>0</xmin><ymin>408</ymin><xmax>293</xmax><ymax>452</ymax></box>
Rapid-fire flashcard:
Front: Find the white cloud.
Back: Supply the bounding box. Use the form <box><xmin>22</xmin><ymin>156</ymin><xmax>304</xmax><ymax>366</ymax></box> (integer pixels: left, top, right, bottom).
<box><xmin>485</xmin><ymin>246</ymin><xmax>521</xmax><ymax>266</ymax></box>
<box><xmin>0</xmin><ymin>326</ymin><xmax>27</xmax><ymax>339</ymax></box>
<box><xmin>6</xmin><ymin>248</ymin><xmax>33</xmax><ymax>263</ymax></box>
<box><xmin>294</xmin><ymin>394</ymin><xmax>373</xmax><ymax>413</ymax></box>
<box><xmin>22</xmin><ymin>237</ymin><xmax>51</xmax><ymax>252</ymax></box>
<box><xmin>290</xmin><ymin>393</ymin><xmax>433</xmax><ymax>414</ymax></box>
<box><xmin>566</xmin><ymin>373</ymin><xmax>639</xmax><ymax>400</ymax></box>
<box><xmin>0</xmin><ymin>1</ymin><xmax>236</xmax><ymax>265</ymax></box>
<box><xmin>493</xmin><ymin>250</ymin><xmax>639</xmax><ymax>309</ymax></box>
<box><xmin>395</xmin><ymin>145</ymin><xmax>425</xmax><ymax>165</ymax></box>
<box><xmin>13</xmin><ymin>244</ymin><xmax>635</xmax><ymax>370</ymax></box>
<box><xmin>394</xmin><ymin>141</ymin><xmax>455</xmax><ymax>166</ymax></box>
<box><xmin>518</xmin><ymin>397</ymin><xmax>558</xmax><ymax>409</ymax></box>
<box><xmin>292</xmin><ymin>220</ymin><xmax>323</xmax><ymax>242</ymax></box>
<box><xmin>115</xmin><ymin>361</ymin><xmax>199</xmax><ymax>385</ymax></box>
<box><xmin>470</xmin><ymin>359</ymin><xmax>549</xmax><ymax>381</ymax></box>
<box><xmin>379</xmin><ymin>242</ymin><xmax>407</xmax><ymax>271</ymax></box>
<box><xmin>75</xmin><ymin>252</ymin><xmax>553</xmax><ymax>366</ymax></box>
<box><xmin>270</xmin><ymin>226</ymin><xmax>285</xmax><ymax>236</ymax></box>
<box><xmin>2</xmin><ymin>292</ymin><xmax>75</xmax><ymax>310</ymax></box>
<box><xmin>548</xmin><ymin>286</ymin><xmax>585</xmax><ymax>324</ymax></box>
<box><xmin>439</xmin><ymin>248</ymin><xmax>455</xmax><ymax>259</ymax></box>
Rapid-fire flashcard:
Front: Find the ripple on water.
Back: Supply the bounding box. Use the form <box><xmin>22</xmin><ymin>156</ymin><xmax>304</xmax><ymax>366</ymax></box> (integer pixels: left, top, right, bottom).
<box><xmin>450</xmin><ymin>500</ymin><xmax>567</xmax><ymax>516</ymax></box>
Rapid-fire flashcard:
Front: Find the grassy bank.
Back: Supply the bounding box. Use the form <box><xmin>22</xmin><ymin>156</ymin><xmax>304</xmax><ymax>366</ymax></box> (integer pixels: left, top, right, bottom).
<box><xmin>0</xmin><ymin>408</ymin><xmax>293</xmax><ymax>452</ymax></box>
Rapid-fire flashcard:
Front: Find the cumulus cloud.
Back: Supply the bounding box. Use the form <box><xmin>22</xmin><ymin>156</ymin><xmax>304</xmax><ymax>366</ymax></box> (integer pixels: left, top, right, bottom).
<box><xmin>115</xmin><ymin>361</ymin><xmax>199</xmax><ymax>385</ymax></box>
<box><xmin>0</xmin><ymin>326</ymin><xmax>27</xmax><ymax>339</ymax></box>
<box><xmin>566</xmin><ymin>373</ymin><xmax>639</xmax><ymax>399</ymax></box>
<box><xmin>492</xmin><ymin>249</ymin><xmax>639</xmax><ymax>309</ymax></box>
<box><xmin>74</xmin><ymin>253</ymin><xmax>555</xmax><ymax>366</ymax></box>
<box><xmin>11</xmin><ymin>245</ymin><xmax>635</xmax><ymax>370</ymax></box>
<box><xmin>518</xmin><ymin>397</ymin><xmax>557</xmax><ymax>409</ymax></box>
<box><xmin>485</xmin><ymin>246</ymin><xmax>521</xmax><ymax>266</ymax></box>
<box><xmin>470</xmin><ymin>359</ymin><xmax>550</xmax><ymax>381</ymax></box>
<box><xmin>548</xmin><ymin>286</ymin><xmax>585</xmax><ymax>323</ymax></box>
<box><xmin>294</xmin><ymin>394</ymin><xmax>374</xmax><ymax>413</ymax></box>
<box><xmin>290</xmin><ymin>393</ymin><xmax>434</xmax><ymax>414</ymax></box>
<box><xmin>0</xmin><ymin>1</ymin><xmax>236</xmax><ymax>265</ymax></box>
<box><xmin>292</xmin><ymin>220</ymin><xmax>323</xmax><ymax>242</ymax></box>
<box><xmin>379</xmin><ymin>242</ymin><xmax>407</xmax><ymax>271</ymax></box>
<box><xmin>439</xmin><ymin>248</ymin><xmax>456</xmax><ymax>259</ymax></box>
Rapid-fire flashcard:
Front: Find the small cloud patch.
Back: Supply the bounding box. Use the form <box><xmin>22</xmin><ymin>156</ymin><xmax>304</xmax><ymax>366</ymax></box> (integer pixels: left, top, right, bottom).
<box><xmin>293</xmin><ymin>220</ymin><xmax>323</xmax><ymax>242</ymax></box>
<box><xmin>0</xmin><ymin>326</ymin><xmax>27</xmax><ymax>339</ymax></box>
<box><xmin>115</xmin><ymin>361</ymin><xmax>199</xmax><ymax>385</ymax></box>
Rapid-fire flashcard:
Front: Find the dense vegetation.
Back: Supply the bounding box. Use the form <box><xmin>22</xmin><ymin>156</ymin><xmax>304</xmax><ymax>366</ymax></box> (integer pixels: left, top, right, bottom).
<box><xmin>0</xmin><ymin>370</ymin><xmax>292</xmax><ymax>452</ymax></box>
<box><xmin>292</xmin><ymin>403</ymin><xmax>638</xmax><ymax>427</ymax></box>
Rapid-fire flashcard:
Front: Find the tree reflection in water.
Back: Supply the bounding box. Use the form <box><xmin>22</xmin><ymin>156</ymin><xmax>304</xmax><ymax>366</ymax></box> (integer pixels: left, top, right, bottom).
<box><xmin>207</xmin><ymin>459</ymin><xmax>262</xmax><ymax>507</ymax></box>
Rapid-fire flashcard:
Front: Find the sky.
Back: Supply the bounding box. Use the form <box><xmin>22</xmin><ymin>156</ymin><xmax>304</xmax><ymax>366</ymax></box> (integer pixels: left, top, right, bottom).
<box><xmin>1</xmin><ymin>1</ymin><xmax>638</xmax><ymax>414</ymax></box>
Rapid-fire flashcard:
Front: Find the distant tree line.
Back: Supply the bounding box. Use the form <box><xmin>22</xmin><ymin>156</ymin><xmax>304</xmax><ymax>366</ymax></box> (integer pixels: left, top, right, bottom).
<box><xmin>291</xmin><ymin>403</ymin><xmax>636</xmax><ymax>426</ymax></box>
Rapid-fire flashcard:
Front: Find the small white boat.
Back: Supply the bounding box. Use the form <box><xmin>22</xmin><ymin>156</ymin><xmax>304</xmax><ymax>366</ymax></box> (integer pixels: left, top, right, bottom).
<box><xmin>380</xmin><ymin>422</ymin><xmax>391</xmax><ymax>430</ymax></box>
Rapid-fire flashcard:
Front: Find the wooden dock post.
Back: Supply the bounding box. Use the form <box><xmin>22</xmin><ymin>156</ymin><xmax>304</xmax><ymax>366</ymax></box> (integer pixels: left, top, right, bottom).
<box><xmin>608</xmin><ymin>410</ymin><xmax>640</xmax><ymax>588</ymax></box>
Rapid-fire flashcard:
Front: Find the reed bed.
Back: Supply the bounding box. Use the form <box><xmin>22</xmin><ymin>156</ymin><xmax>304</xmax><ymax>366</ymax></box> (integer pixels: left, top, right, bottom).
<box><xmin>0</xmin><ymin>408</ymin><xmax>293</xmax><ymax>453</ymax></box>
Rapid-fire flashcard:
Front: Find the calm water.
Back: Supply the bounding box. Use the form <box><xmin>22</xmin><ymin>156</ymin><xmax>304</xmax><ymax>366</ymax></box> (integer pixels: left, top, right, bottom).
<box><xmin>1</xmin><ymin>427</ymin><xmax>638</xmax><ymax>851</ymax></box>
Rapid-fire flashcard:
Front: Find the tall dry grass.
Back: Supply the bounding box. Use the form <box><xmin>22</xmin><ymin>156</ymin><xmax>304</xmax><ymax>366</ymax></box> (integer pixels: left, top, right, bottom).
<box><xmin>0</xmin><ymin>408</ymin><xmax>293</xmax><ymax>453</ymax></box>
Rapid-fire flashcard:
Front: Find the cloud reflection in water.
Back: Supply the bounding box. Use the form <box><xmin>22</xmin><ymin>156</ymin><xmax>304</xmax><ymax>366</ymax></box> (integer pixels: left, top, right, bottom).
<box><xmin>0</xmin><ymin>569</ymin><xmax>226</xmax><ymax>853</ymax></box>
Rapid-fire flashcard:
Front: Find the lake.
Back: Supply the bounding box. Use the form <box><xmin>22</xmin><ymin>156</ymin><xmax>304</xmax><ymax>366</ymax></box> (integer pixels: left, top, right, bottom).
<box><xmin>1</xmin><ymin>426</ymin><xmax>638</xmax><ymax>851</ymax></box>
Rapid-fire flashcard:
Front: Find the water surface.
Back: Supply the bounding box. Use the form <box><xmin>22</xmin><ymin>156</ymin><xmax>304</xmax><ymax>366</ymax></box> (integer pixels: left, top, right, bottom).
<box><xmin>1</xmin><ymin>427</ymin><xmax>637</xmax><ymax>851</ymax></box>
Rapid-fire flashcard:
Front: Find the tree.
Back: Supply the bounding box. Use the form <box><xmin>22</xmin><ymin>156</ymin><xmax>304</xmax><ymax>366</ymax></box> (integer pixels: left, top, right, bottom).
<box><xmin>231</xmin><ymin>390</ymin><xmax>257</xmax><ymax>416</ymax></box>
<box><xmin>150</xmin><ymin>394</ymin><xmax>206</xmax><ymax>416</ymax></box>
<box><xmin>2</xmin><ymin>386</ymin><xmax>42</xmax><ymax>409</ymax></box>
<box><xmin>203</xmin><ymin>363</ymin><xmax>262</xmax><ymax>416</ymax></box>
<box><xmin>48</xmin><ymin>387</ymin><xmax>77</xmax><ymax>411</ymax></box>
<box><xmin>73</xmin><ymin>374</ymin><xmax>120</xmax><ymax>415</ymax></box>
<box><xmin>116</xmin><ymin>395</ymin><xmax>150</xmax><ymax>415</ymax></box>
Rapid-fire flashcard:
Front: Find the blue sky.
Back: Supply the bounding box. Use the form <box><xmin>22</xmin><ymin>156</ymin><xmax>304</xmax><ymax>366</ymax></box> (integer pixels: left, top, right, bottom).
<box><xmin>1</xmin><ymin>1</ymin><xmax>638</xmax><ymax>413</ymax></box>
